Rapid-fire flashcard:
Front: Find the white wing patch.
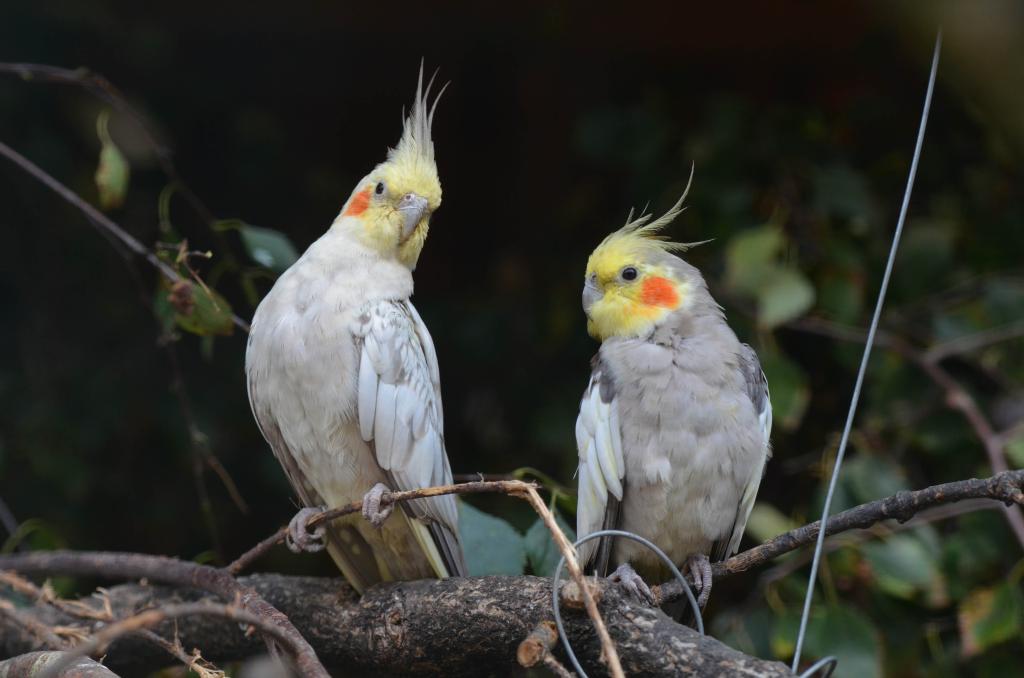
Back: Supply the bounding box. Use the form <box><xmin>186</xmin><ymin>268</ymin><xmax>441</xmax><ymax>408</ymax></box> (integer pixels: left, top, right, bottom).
<box><xmin>575</xmin><ymin>368</ymin><xmax>625</xmax><ymax>566</ymax></box>
<box><xmin>353</xmin><ymin>300</ymin><xmax>459</xmax><ymax>534</ymax></box>
<box><xmin>724</xmin><ymin>347</ymin><xmax>773</xmax><ymax>556</ymax></box>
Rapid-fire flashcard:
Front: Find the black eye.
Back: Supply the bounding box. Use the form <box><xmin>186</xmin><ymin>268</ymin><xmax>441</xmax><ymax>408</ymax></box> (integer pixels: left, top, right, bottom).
<box><xmin>621</xmin><ymin>267</ymin><xmax>638</xmax><ymax>281</ymax></box>
<box><xmin>375</xmin><ymin>182</ymin><xmax>385</xmax><ymax>195</ymax></box>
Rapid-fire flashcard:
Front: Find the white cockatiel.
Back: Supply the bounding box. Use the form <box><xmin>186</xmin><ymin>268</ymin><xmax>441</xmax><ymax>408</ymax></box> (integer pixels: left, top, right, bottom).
<box><xmin>575</xmin><ymin>182</ymin><xmax>771</xmax><ymax>609</ymax></box>
<box><xmin>246</xmin><ymin>70</ymin><xmax>465</xmax><ymax>592</ymax></box>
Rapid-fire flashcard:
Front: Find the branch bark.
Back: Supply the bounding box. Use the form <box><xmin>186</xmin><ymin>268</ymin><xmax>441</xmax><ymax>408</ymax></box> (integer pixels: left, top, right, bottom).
<box><xmin>0</xmin><ymin>651</ymin><xmax>119</xmax><ymax>677</ymax></box>
<box><xmin>0</xmin><ymin>552</ymin><xmax>327</xmax><ymax>678</ymax></box>
<box><xmin>0</xmin><ymin>574</ymin><xmax>790</xmax><ymax>677</ymax></box>
<box><xmin>657</xmin><ymin>469</ymin><xmax>1024</xmax><ymax>602</ymax></box>
<box><xmin>2</xmin><ymin>473</ymin><xmax>1020</xmax><ymax>675</ymax></box>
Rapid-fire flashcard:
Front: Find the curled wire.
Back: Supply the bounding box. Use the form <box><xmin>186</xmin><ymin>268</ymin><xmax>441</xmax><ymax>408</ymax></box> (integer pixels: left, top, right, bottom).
<box><xmin>797</xmin><ymin>656</ymin><xmax>837</xmax><ymax>678</ymax></box>
<box><xmin>550</xmin><ymin>529</ymin><xmax>704</xmax><ymax>677</ymax></box>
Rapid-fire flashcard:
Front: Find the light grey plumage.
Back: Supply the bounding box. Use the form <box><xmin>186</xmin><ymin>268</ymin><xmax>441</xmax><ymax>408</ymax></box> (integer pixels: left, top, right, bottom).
<box><xmin>245</xmin><ymin>69</ymin><xmax>465</xmax><ymax>593</ymax></box>
<box><xmin>575</xmin><ymin>187</ymin><xmax>771</xmax><ymax>599</ymax></box>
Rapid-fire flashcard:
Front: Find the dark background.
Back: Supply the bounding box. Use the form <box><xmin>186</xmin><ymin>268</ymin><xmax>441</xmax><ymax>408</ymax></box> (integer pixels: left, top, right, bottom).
<box><xmin>2</xmin><ymin>2</ymin><xmax>1023</xmax><ymax>675</ymax></box>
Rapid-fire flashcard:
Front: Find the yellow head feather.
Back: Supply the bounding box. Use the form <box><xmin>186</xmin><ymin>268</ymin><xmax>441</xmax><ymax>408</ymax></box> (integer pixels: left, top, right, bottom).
<box><xmin>337</xmin><ymin>65</ymin><xmax>445</xmax><ymax>269</ymax></box>
<box><xmin>584</xmin><ymin>167</ymin><xmax>708</xmax><ymax>340</ymax></box>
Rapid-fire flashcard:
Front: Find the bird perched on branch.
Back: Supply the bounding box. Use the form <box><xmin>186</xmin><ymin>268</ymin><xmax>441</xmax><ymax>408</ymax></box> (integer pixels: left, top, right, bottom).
<box><xmin>245</xmin><ymin>68</ymin><xmax>465</xmax><ymax>593</ymax></box>
<box><xmin>574</xmin><ymin>172</ymin><xmax>771</xmax><ymax>611</ymax></box>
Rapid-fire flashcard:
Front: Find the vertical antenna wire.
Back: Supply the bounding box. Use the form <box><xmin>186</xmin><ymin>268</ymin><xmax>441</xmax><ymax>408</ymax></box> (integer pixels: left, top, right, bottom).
<box><xmin>791</xmin><ymin>29</ymin><xmax>943</xmax><ymax>671</ymax></box>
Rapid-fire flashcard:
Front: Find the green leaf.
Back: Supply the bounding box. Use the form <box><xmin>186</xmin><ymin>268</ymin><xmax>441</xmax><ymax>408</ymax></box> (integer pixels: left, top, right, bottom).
<box><xmin>756</xmin><ymin>266</ymin><xmax>816</xmax><ymax>328</ymax></box>
<box><xmin>773</xmin><ymin>605</ymin><xmax>882</xmax><ymax>678</ymax></box>
<box><xmin>94</xmin><ymin>110</ymin><xmax>130</xmax><ymax>210</ymax></box>
<box><xmin>724</xmin><ymin>225</ymin><xmax>784</xmax><ymax>294</ymax></box>
<box><xmin>759</xmin><ymin>350</ymin><xmax>809</xmax><ymax>431</ymax></box>
<box><xmin>155</xmin><ymin>280</ymin><xmax>235</xmax><ymax>337</ymax></box>
<box><xmin>862</xmin><ymin>533</ymin><xmax>944</xmax><ymax>601</ymax></box>
<box><xmin>524</xmin><ymin>509</ymin><xmax>576</xmax><ymax>577</ymax></box>
<box><xmin>239</xmin><ymin>225</ymin><xmax>299</xmax><ymax>273</ymax></box>
<box><xmin>959</xmin><ymin>583</ymin><xmax>1024</xmax><ymax>656</ymax></box>
<box><xmin>458</xmin><ymin>500</ymin><xmax>526</xmax><ymax>576</ymax></box>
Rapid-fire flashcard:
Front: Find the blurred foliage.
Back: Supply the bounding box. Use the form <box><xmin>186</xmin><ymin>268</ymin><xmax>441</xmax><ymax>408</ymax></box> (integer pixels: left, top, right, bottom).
<box><xmin>2</xmin><ymin>2</ymin><xmax>1024</xmax><ymax>676</ymax></box>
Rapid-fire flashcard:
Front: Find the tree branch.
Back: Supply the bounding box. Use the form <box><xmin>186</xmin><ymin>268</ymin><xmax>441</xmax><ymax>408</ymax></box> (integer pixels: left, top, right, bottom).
<box><xmin>0</xmin><ymin>138</ymin><xmax>250</xmax><ymax>333</ymax></box>
<box><xmin>229</xmin><ymin>479</ymin><xmax>623</xmax><ymax>677</ymax></box>
<box><xmin>0</xmin><ymin>651</ymin><xmax>119</xmax><ymax>677</ymax></box>
<box><xmin>787</xmin><ymin>315</ymin><xmax>1024</xmax><ymax>549</ymax></box>
<box><xmin>2</xmin><ymin>473</ymin><xmax>1020</xmax><ymax>675</ymax></box>
<box><xmin>0</xmin><ymin>574</ymin><xmax>790</xmax><ymax>677</ymax></box>
<box><xmin>656</xmin><ymin>470</ymin><xmax>1024</xmax><ymax>602</ymax></box>
<box><xmin>0</xmin><ymin>552</ymin><xmax>327</xmax><ymax>677</ymax></box>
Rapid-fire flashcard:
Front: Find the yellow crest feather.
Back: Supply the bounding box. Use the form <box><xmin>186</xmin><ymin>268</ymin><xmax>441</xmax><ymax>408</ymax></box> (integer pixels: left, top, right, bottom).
<box><xmin>586</xmin><ymin>165</ymin><xmax>710</xmax><ymax>283</ymax></box>
<box><xmin>597</xmin><ymin>164</ymin><xmax>710</xmax><ymax>257</ymax></box>
<box><xmin>387</xmin><ymin>63</ymin><xmax>446</xmax><ymax>174</ymax></box>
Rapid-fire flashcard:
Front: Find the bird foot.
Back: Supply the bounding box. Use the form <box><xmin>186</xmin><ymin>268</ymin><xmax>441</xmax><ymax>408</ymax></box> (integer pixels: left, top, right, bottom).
<box><xmin>285</xmin><ymin>506</ymin><xmax>327</xmax><ymax>553</ymax></box>
<box><xmin>685</xmin><ymin>553</ymin><xmax>713</xmax><ymax>608</ymax></box>
<box><xmin>361</xmin><ymin>483</ymin><xmax>394</xmax><ymax>529</ymax></box>
<box><xmin>609</xmin><ymin>562</ymin><xmax>655</xmax><ymax>604</ymax></box>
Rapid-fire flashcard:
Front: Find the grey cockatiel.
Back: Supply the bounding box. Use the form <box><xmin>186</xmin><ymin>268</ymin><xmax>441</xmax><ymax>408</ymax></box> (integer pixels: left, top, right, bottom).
<box><xmin>245</xmin><ymin>70</ymin><xmax>465</xmax><ymax>593</ymax></box>
<box><xmin>574</xmin><ymin>183</ymin><xmax>771</xmax><ymax>609</ymax></box>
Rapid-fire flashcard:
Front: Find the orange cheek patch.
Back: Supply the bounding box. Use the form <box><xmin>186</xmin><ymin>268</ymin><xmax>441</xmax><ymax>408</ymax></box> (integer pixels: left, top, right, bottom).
<box><xmin>640</xmin><ymin>276</ymin><xmax>680</xmax><ymax>308</ymax></box>
<box><xmin>342</xmin><ymin>187</ymin><xmax>371</xmax><ymax>217</ymax></box>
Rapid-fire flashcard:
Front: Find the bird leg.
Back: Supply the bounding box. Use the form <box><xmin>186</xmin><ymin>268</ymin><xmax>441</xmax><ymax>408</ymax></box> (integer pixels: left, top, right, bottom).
<box><xmin>685</xmin><ymin>553</ymin><xmax>713</xmax><ymax>608</ymax></box>
<box><xmin>609</xmin><ymin>562</ymin><xmax>655</xmax><ymax>604</ymax></box>
<box><xmin>361</xmin><ymin>482</ymin><xmax>394</xmax><ymax>529</ymax></box>
<box><xmin>285</xmin><ymin>506</ymin><xmax>327</xmax><ymax>553</ymax></box>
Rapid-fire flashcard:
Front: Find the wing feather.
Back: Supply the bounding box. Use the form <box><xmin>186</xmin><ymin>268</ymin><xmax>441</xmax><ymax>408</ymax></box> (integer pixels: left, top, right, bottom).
<box><xmin>712</xmin><ymin>344</ymin><xmax>772</xmax><ymax>561</ymax></box>
<box><xmin>575</xmin><ymin>360</ymin><xmax>626</xmax><ymax>571</ymax></box>
<box><xmin>354</xmin><ymin>300</ymin><xmax>466</xmax><ymax>577</ymax></box>
<box><xmin>357</xmin><ymin>347</ymin><xmax>378</xmax><ymax>441</ymax></box>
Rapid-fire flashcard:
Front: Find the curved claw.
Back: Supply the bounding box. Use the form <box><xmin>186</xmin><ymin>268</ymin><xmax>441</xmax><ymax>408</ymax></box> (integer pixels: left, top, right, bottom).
<box><xmin>361</xmin><ymin>483</ymin><xmax>394</xmax><ymax>529</ymax></box>
<box><xmin>685</xmin><ymin>553</ymin><xmax>713</xmax><ymax>609</ymax></box>
<box><xmin>609</xmin><ymin>562</ymin><xmax>655</xmax><ymax>605</ymax></box>
<box><xmin>286</xmin><ymin>506</ymin><xmax>327</xmax><ymax>554</ymax></box>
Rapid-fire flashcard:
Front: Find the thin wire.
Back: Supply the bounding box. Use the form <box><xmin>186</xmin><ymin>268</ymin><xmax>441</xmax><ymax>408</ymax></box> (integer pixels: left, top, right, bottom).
<box><xmin>551</xmin><ymin>529</ymin><xmax>703</xmax><ymax>677</ymax></box>
<box><xmin>791</xmin><ymin>30</ymin><xmax>943</xmax><ymax>671</ymax></box>
<box><xmin>798</xmin><ymin>656</ymin><xmax>837</xmax><ymax>678</ymax></box>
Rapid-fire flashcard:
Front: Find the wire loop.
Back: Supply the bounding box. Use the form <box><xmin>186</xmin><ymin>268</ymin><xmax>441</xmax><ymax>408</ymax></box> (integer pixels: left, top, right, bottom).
<box><xmin>550</xmin><ymin>529</ymin><xmax>703</xmax><ymax>677</ymax></box>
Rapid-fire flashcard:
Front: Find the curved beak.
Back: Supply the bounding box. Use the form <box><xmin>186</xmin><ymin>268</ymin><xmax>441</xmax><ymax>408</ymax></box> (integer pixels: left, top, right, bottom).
<box><xmin>582</xmin><ymin>275</ymin><xmax>603</xmax><ymax>316</ymax></box>
<box><xmin>398</xmin><ymin>193</ymin><xmax>430</xmax><ymax>241</ymax></box>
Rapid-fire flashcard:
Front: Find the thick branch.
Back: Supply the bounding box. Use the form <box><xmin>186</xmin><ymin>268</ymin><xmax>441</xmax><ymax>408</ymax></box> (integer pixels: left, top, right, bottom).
<box><xmin>0</xmin><ymin>574</ymin><xmax>790</xmax><ymax>677</ymax></box>
<box><xmin>0</xmin><ymin>652</ymin><xmax>119</xmax><ymax>677</ymax></box>
<box><xmin>230</xmin><ymin>479</ymin><xmax>624</xmax><ymax>677</ymax></box>
<box><xmin>0</xmin><ymin>552</ymin><xmax>327</xmax><ymax>678</ymax></box>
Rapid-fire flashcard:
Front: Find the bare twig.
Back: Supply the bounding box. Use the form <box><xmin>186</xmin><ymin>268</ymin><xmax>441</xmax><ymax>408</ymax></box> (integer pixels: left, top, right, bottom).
<box><xmin>656</xmin><ymin>470</ymin><xmax>1024</xmax><ymax>602</ymax></box>
<box><xmin>1</xmin><ymin>574</ymin><xmax>791</xmax><ymax>677</ymax></box>
<box><xmin>135</xmin><ymin>629</ymin><xmax>226</xmax><ymax>678</ymax></box>
<box><xmin>0</xmin><ymin>552</ymin><xmax>328</xmax><ymax>678</ymax></box>
<box><xmin>788</xmin><ymin>315</ymin><xmax>1024</xmax><ymax>549</ymax></box>
<box><xmin>38</xmin><ymin>602</ymin><xmax>290</xmax><ymax>678</ymax></box>
<box><xmin>229</xmin><ymin>478</ymin><xmax>624</xmax><ymax>677</ymax></box>
<box><xmin>229</xmin><ymin>479</ymin><xmax>541</xmax><ymax>574</ymax></box>
<box><xmin>924</xmin><ymin>319</ymin><xmax>1024</xmax><ymax>362</ymax></box>
<box><xmin>911</xmin><ymin>356</ymin><xmax>1024</xmax><ymax>547</ymax></box>
<box><xmin>757</xmin><ymin>498</ymin><xmax>999</xmax><ymax>586</ymax></box>
<box><xmin>0</xmin><ymin>600</ymin><xmax>68</xmax><ymax>650</ymax></box>
<box><xmin>0</xmin><ymin>62</ymin><xmax>216</xmax><ymax>225</ymax></box>
<box><xmin>0</xmin><ymin>139</ymin><xmax>250</xmax><ymax>333</ymax></box>
<box><xmin>518</xmin><ymin>620</ymin><xmax>577</xmax><ymax>677</ymax></box>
